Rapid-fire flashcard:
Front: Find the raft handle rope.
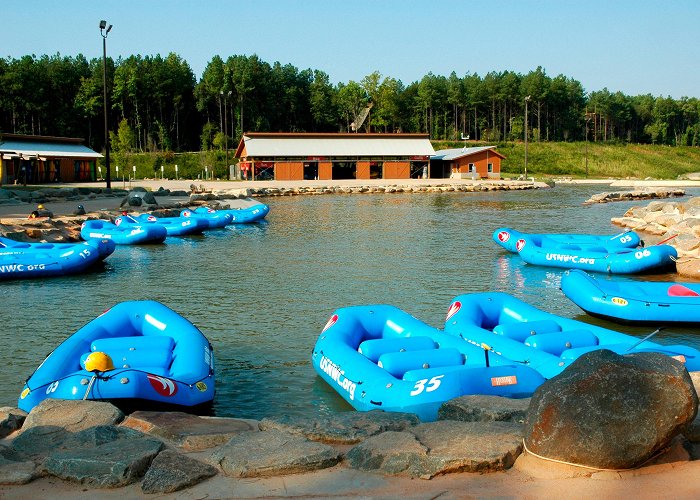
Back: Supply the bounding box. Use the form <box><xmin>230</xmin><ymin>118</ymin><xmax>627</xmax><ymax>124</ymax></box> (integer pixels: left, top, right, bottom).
<box><xmin>522</xmin><ymin>439</ymin><xmax>669</xmax><ymax>472</ymax></box>
<box><xmin>25</xmin><ymin>367</ymin><xmax>212</xmax><ymax>394</ymax></box>
<box><xmin>460</xmin><ymin>335</ymin><xmax>530</xmax><ymax>365</ymax></box>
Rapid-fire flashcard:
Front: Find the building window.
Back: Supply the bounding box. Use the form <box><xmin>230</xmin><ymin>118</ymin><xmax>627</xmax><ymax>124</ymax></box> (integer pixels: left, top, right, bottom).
<box><xmin>487</xmin><ymin>163</ymin><xmax>493</xmax><ymax>172</ymax></box>
<box><xmin>468</xmin><ymin>163</ymin><xmax>475</xmax><ymax>173</ymax></box>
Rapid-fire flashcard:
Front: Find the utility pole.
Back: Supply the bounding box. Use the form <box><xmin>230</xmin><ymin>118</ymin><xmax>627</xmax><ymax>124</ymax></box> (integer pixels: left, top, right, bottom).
<box><xmin>524</xmin><ymin>95</ymin><xmax>531</xmax><ymax>180</ymax></box>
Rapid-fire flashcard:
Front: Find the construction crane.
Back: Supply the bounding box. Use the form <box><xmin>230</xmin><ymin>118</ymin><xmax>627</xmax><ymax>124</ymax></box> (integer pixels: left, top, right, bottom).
<box><xmin>351</xmin><ymin>102</ymin><xmax>373</xmax><ymax>132</ymax></box>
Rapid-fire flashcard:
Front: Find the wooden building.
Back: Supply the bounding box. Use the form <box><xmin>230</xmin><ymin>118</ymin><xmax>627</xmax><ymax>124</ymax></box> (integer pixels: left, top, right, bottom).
<box><xmin>430</xmin><ymin>146</ymin><xmax>504</xmax><ymax>179</ymax></box>
<box><xmin>0</xmin><ymin>134</ymin><xmax>102</xmax><ymax>186</ymax></box>
<box><xmin>234</xmin><ymin>132</ymin><xmax>434</xmax><ymax>181</ymax></box>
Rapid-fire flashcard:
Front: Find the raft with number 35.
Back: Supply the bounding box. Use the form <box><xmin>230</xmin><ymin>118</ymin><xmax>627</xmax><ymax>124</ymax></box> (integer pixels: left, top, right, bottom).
<box><xmin>312</xmin><ymin>292</ymin><xmax>700</xmax><ymax>421</ymax></box>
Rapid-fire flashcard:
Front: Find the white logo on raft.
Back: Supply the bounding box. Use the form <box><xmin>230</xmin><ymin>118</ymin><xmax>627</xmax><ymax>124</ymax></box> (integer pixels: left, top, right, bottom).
<box><xmin>319</xmin><ymin>355</ymin><xmax>356</xmax><ymax>400</ymax></box>
<box><xmin>545</xmin><ymin>254</ymin><xmax>595</xmax><ymax>265</ymax></box>
<box><xmin>0</xmin><ymin>263</ymin><xmax>47</xmax><ymax>273</ymax></box>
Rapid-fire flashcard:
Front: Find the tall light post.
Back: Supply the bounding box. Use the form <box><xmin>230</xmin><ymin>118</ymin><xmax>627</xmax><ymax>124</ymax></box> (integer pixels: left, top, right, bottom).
<box><xmin>524</xmin><ymin>95</ymin><xmax>531</xmax><ymax>180</ymax></box>
<box><xmin>100</xmin><ymin>20</ymin><xmax>113</xmax><ymax>189</ymax></box>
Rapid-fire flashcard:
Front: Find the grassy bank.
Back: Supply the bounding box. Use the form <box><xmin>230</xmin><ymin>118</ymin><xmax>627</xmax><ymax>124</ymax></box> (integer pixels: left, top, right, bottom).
<box><xmin>434</xmin><ymin>141</ymin><xmax>700</xmax><ymax>180</ymax></box>
<box><xmin>100</xmin><ymin>142</ymin><xmax>700</xmax><ymax>182</ymax></box>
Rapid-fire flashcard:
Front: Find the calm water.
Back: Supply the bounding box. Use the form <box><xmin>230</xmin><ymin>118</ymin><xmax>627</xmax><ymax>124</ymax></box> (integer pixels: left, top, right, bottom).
<box><xmin>2</xmin><ymin>185</ymin><xmax>700</xmax><ymax>418</ymax></box>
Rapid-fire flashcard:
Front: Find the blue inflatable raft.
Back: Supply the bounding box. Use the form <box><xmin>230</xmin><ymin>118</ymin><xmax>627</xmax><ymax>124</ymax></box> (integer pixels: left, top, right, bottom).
<box><xmin>493</xmin><ymin>227</ymin><xmax>641</xmax><ymax>253</ymax></box>
<box><xmin>215</xmin><ymin>203</ymin><xmax>270</xmax><ymax>224</ymax></box>
<box><xmin>313</xmin><ymin>293</ymin><xmax>700</xmax><ymax>420</ymax></box>
<box><xmin>442</xmin><ymin>292</ymin><xmax>700</xmax><ymax>378</ymax></box>
<box><xmin>81</xmin><ymin>217</ymin><xmax>167</xmax><ymax>245</ymax></box>
<box><xmin>515</xmin><ymin>236</ymin><xmax>676</xmax><ymax>274</ymax></box>
<box><xmin>312</xmin><ymin>304</ymin><xmax>548</xmax><ymax>421</ymax></box>
<box><xmin>135</xmin><ymin>213</ymin><xmax>208</xmax><ymax>237</ymax></box>
<box><xmin>0</xmin><ymin>237</ymin><xmax>115</xmax><ymax>280</ymax></box>
<box><xmin>180</xmin><ymin>208</ymin><xmax>232</xmax><ymax>229</ymax></box>
<box><xmin>19</xmin><ymin>300</ymin><xmax>215</xmax><ymax>413</ymax></box>
<box><xmin>561</xmin><ymin>269</ymin><xmax>700</xmax><ymax>325</ymax></box>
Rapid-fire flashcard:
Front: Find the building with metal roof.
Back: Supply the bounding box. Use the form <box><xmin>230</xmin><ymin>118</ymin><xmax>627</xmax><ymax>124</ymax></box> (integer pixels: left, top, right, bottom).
<box><xmin>0</xmin><ymin>133</ymin><xmax>102</xmax><ymax>186</ymax></box>
<box><xmin>430</xmin><ymin>146</ymin><xmax>504</xmax><ymax>179</ymax></box>
<box><xmin>234</xmin><ymin>132</ymin><xmax>434</xmax><ymax>180</ymax></box>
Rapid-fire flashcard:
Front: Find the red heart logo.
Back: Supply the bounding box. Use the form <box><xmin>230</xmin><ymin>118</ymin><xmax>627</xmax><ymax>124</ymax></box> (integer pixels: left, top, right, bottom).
<box><xmin>516</xmin><ymin>239</ymin><xmax>526</xmax><ymax>252</ymax></box>
<box><xmin>498</xmin><ymin>231</ymin><xmax>510</xmax><ymax>242</ymax></box>
<box><xmin>446</xmin><ymin>301</ymin><xmax>461</xmax><ymax>321</ymax></box>
<box><xmin>322</xmin><ymin>314</ymin><xmax>338</xmax><ymax>332</ymax></box>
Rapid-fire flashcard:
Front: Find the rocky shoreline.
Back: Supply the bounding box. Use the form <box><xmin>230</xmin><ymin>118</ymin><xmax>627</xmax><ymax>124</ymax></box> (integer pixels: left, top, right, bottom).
<box><xmin>612</xmin><ymin>195</ymin><xmax>700</xmax><ymax>278</ymax></box>
<box><xmin>2</xmin><ymin>353</ymin><xmax>699</xmax><ymax>497</ymax></box>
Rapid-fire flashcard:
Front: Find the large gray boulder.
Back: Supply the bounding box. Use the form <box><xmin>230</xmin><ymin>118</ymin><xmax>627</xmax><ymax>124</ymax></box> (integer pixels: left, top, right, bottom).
<box><xmin>121</xmin><ymin>411</ymin><xmax>258</xmax><ymax>451</ymax></box>
<box><xmin>438</xmin><ymin>395</ymin><xmax>530</xmax><ymax>423</ymax></box>
<box><xmin>42</xmin><ymin>436</ymin><xmax>164</xmax><ymax>488</ymax></box>
<box><xmin>209</xmin><ymin>428</ymin><xmax>341</xmax><ymax>477</ymax></box>
<box><xmin>120</xmin><ymin>190</ymin><xmax>157</xmax><ymax>207</ymax></box>
<box><xmin>21</xmin><ymin>399</ymin><xmax>124</xmax><ymax>432</ymax></box>
<box><xmin>141</xmin><ymin>449</ymin><xmax>217</xmax><ymax>494</ymax></box>
<box><xmin>524</xmin><ymin>350</ymin><xmax>698</xmax><ymax>469</ymax></box>
<box><xmin>346</xmin><ymin>420</ymin><xmax>523</xmax><ymax>478</ymax></box>
<box><xmin>259</xmin><ymin>410</ymin><xmax>420</xmax><ymax>444</ymax></box>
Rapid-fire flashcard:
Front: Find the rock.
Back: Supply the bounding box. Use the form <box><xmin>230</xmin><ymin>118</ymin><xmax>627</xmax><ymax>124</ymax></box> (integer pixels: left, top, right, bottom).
<box><xmin>121</xmin><ymin>411</ymin><xmax>257</xmax><ymax>451</ymax></box>
<box><xmin>524</xmin><ymin>350</ymin><xmax>698</xmax><ymax>469</ymax></box>
<box><xmin>0</xmin><ymin>455</ymin><xmax>37</xmax><ymax>485</ymax></box>
<box><xmin>210</xmin><ymin>428</ymin><xmax>341</xmax><ymax>477</ymax></box>
<box><xmin>346</xmin><ymin>420</ymin><xmax>523</xmax><ymax>478</ymax></box>
<box><xmin>21</xmin><ymin>400</ymin><xmax>124</xmax><ymax>432</ymax></box>
<box><xmin>0</xmin><ymin>407</ymin><xmax>27</xmax><ymax>438</ymax></box>
<box><xmin>42</xmin><ymin>436</ymin><xmax>164</xmax><ymax>488</ymax></box>
<box><xmin>12</xmin><ymin>424</ymin><xmax>141</xmax><ymax>459</ymax></box>
<box><xmin>675</xmin><ymin>258</ymin><xmax>700</xmax><ymax>279</ymax></box>
<box><xmin>141</xmin><ymin>449</ymin><xmax>217</xmax><ymax>494</ymax></box>
<box><xmin>438</xmin><ymin>395</ymin><xmax>531</xmax><ymax>423</ymax></box>
<box><xmin>259</xmin><ymin>410</ymin><xmax>420</xmax><ymax>444</ymax></box>
<box><xmin>119</xmin><ymin>190</ymin><xmax>157</xmax><ymax>207</ymax></box>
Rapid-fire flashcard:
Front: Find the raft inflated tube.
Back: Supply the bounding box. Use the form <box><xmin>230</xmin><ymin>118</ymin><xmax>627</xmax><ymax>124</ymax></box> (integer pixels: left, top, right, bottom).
<box><xmin>524</xmin><ymin>329</ymin><xmax>599</xmax><ymax>356</ymax></box>
<box><xmin>358</xmin><ymin>336</ymin><xmax>437</xmax><ymax>362</ymax></box>
<box><xmin>493</xmin><ymin>320</ymin><xmax>562</xmax><ymax>342</ymax></box>
<box><xmin>377</xmin><ymin>348</ymin><xmax>465</xmax><ymax>378</ymax></box>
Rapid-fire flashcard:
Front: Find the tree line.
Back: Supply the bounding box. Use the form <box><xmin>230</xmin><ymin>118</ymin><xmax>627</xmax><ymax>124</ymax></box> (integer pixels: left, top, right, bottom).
<box><xmin>1</xmin><ymin>53</ymin><xmax>699</xmax><ymax>155</ymax></box>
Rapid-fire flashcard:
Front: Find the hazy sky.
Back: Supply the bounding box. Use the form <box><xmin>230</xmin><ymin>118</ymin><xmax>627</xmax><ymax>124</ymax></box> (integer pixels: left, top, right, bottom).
<box><xmin>3</xmin><ymin>0</ymin><xmax>698</xmax><ymax>98</ymax></box>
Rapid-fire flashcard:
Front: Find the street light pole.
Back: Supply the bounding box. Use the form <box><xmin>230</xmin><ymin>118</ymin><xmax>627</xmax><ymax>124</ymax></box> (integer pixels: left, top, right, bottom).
<box><xmin>100</xmin><ymin>20</ymin><xmax>113</xmax><ymax>189</ymax></box>
<box><xmin>524</xmin><ymin>95</ymin><xmax>531</xmax><ymax>180</ymax></box>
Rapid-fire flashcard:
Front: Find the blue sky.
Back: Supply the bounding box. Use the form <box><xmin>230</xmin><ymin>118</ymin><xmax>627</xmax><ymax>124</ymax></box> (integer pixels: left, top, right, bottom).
<box><xmin>3</xmin><ymin>0</ymin><xmax>699</xmax><ymax>98</ymax></box>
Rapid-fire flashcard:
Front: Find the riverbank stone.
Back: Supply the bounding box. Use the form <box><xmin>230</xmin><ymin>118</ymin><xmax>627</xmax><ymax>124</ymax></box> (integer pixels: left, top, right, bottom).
<box><xmin>121</xmin><ymin>411</ymin><xmax>258</xmax><ymax>451</ymax></box>
<box><xmin>42</xmin><ymin>435</ymin><xmax>164</xmax><ymax>488</ymax></box>
<box><xmin>209</xmin><ymin>428</ymin><xmax>341</xmax><ymax>478</ymax></box>
<box><xmin>524</xmin><ymin>350</ymin><xmax>698</xmax><ymax>469</ymax></box>
<box><xmin>20</xmin><ymin>399</ymin><xmax>124</xmax><ymax>432</ymax></box>
<box><xmin>259</xmin><ymin>410</ymin><xmax>420</xmax><ymax>444</ymax></box>
<box><xmin>346</xmin><ymin>420</ymin><xmax>523</xmax><ymax>478</ymax></box>
<box><xmin>140</xmin><ymin>449</ymin><xmax>218</xmax><ymax>494</ymax></box>
<box><xmin>0</xmin><ymin>455</ymin><xmax>36</xmax><ymax>485</ymax></box>
<box><xmin>438</xmin><ymin>395</ymin><xmax>531</xmax><ymax>423</ymax></box>
<box><xmin>0</xmin><ymin>407</ymin><xmax>27</xmax><ymax>438</ymax></box>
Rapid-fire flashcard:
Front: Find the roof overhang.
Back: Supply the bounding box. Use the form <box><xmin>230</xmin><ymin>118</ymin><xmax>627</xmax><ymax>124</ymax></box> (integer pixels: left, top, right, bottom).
<box><xmin>235</xmin><ymin>133</ymin><xmax>435</xmax><ymax>159</ymax></box>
